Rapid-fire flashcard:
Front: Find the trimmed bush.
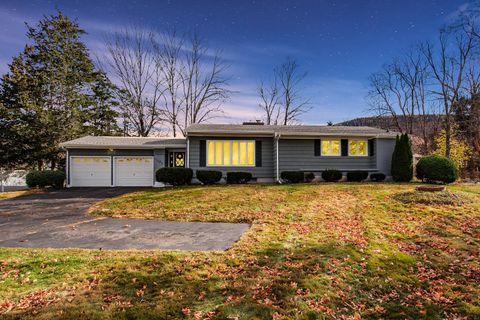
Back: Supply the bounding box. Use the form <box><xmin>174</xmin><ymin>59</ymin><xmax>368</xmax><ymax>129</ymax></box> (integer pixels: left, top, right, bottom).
<box><xmin>196</xmin><ymin>170</ymin><xmax>222</xmax><ymax>185</ymax></box>
<box><xmin>370</xmin><ymin>173</ymin><xmax>386</xmax><ymax>182</ymax></box>
<box><xmin>416</xmin><ymin>155</ymin><xmax>458</xmax><ymax>184</ymax></box>
<box><xmin>391</xmin><ymin>133</ymin><xmax>413</xmax><ymax>182</ymax></box>
<box><xmin>305</xmin><ymin>172</ymin><xmax>316</xmax><ymax>183</ymax></box>
<box><xmin>321</xmin><ymin>169</ymin><xmax>342</xmax><ymax>182</ymax></box>
<box><xmin>346</xmin><ymin>170</ymin><xmax>369</xmax><ymax>182</ymax></box>
<box><xmin>226</xmin><ymin>172</ymin><xmax>252</xmax><ymax>184</ymax></box>
<box><xmin>156</xmin><ymin>167</ymin><xmax>193</xmax><ymax>186</ymax></box>
<box><xmin>26</xmin><ymin>170</ymin><xmax>65</xmax><ymax>188</ymax></box>
<box><xmin>281</xmin><ymin>171</ymin><xmax>305</xmax><ymax>183</ymax></box>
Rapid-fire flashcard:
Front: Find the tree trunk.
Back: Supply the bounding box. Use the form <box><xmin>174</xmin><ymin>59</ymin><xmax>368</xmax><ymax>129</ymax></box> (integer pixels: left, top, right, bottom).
<box><xmin>445</xmin><ymin>114</ymin><xmax>451</xmax><ymax>158</ymax></box>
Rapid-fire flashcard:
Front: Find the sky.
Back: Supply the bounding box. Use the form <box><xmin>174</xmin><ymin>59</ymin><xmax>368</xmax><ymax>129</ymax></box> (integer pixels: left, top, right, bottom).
<box><xmin>0</xmin><ymin>0</ymin><xmax>472</xmax><ymax>125</ymax></box>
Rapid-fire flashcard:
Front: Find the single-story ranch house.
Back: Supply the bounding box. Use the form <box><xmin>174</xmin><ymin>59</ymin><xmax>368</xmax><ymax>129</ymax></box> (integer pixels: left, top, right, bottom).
<box><xmin>59</xmin><ymin>123</ymin><xmax>398</xmax><ymax>187</ymax></box>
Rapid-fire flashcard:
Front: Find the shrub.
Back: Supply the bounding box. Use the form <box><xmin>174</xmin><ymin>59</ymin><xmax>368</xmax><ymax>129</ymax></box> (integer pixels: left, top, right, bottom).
<box><xmin>26</xmin><ymin>170</ymin><xmax>65</xmax><ymax>188</ymax></box>
<box><xmin>321</xmin><ymin>169</ymin><xmax>342</xmax><ymax>182</ymax></box>
<box><xmin>196</xmin><ymin>170</ymin><xmax>222</xmax><ymax>185</ymax></box>
<box><xmin>346</xmin><ymin>171</ymin><xmax>369</xmax><ymax>182</ymax></box>
<box><xmin>416</xmin><ymin>155</ymin><xmax>458</xmax><ymax>184</ymax></box>
<box><xmin>281</xmin><ymin>171</ymin><xmax>305</xmax><ymax>183</ymax></box>
<box><xmin>305</xmin><ymin>172</ymin><xmax>316</xmax><ymax>183</ymax></box>
<box><xmin>226</xmin><ymin>172</ymin><xmax>252</xmax><ymax>184</ymax></box>
<box><xmin>391</xmin><ymin>133</ymin><xmax>413</xmax><ymax>182</ymax></box>
<box><xmin>156</xmin><ymin>167</ymin><xmax>193</xmax><ymax>186</ymax></box>
<box><xmin>369</xmin><ymin>173</ymin><xmax>386</xmax><ymax>182</ymax></box>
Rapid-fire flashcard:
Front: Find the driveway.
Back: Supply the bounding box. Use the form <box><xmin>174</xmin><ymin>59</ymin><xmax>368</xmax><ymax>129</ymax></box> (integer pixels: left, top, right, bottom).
<box><xmin>0</xmin><ymin>188</ymin><xmax>249</xmax><ymax>251</ymax></box>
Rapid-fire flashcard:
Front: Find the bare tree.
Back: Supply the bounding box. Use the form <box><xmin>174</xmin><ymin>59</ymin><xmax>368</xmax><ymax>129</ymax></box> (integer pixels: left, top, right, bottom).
<box><xmin>258</xmin><ymin>78</ymin><xmax>280</xmax><ymax>125</ymax></box>
<box><xmin>275</xmin><ymin>57</ymin><xmax>310</xmax><ymax>125</ymax></box>
<box><xmin>420</xmin><ymin>20</ymin><xmax>479</xmax><ymax>158</ymax></box>
<box><xmin>367</xmin><ymin>62</ymin><xmax>410</xmax><ymax>133</ymax></box>
<box><xmin>106</xmin><ymin>28</ymin><xmax>163</xmax><ymax>136</ymax></box>
<box><xmin>179</xmin><ymin>34</ymin><xmax>230</xmax><ymax>136</ymax></box>
<box><xmin>152</xmin><ymin>31</ymin><xmax>184</xmax><ymax>137</ymax></box>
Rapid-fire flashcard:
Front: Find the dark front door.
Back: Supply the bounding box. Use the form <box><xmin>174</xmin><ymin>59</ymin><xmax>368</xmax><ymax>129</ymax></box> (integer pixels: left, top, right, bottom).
<box><xmin>169</xmin><ymin>152</ymin><xmax>185</xmax><ymax>167</ymax></box>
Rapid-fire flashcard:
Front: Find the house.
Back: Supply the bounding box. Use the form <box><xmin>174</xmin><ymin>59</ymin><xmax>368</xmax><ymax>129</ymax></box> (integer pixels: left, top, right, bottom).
<box><xmin>59</xmin><ymin>123</ymin><xmax>398</xmax><ymax>187</ymax></box>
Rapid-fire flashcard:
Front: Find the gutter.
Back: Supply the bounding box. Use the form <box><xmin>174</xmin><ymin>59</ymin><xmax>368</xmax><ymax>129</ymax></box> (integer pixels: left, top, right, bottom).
<box><xmin>58</xmin><ymin>144</ymin><xmax>187</xmax><ymax>149</ymax></box>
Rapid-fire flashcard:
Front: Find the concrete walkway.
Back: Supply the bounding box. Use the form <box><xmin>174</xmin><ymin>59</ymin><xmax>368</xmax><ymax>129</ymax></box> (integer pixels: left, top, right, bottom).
<box><xmin>0</xmin><ymin>188</ymin><xmax>249</xmax><ymax>251</ymax></box>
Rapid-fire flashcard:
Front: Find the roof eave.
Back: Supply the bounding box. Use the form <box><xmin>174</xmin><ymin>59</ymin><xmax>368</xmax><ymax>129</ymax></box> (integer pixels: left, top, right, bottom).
<box><xmin>60</xmin><ymin>144</ymin><xmax>187</xmax><ymax>149</ymax></box>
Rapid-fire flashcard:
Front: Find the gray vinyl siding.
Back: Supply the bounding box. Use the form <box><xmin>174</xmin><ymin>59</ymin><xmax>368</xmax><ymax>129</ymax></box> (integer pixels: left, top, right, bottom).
<box><xmin>154</xmin><ymin>149</ymin><xmax>166</xmax><ymax>173</ymax></box>
<box><xmin>375</xmin><ymin>138</ymin><xmax>395</xmax><ymax>176</ymax></box>
<box><xmin>188</xmin><ymin>137</ymin><xmax>275</xmax><ymax>179</ymax></box>
<box><xmin>278</xmin><ymin>139</ymin><xmax>377</xmax><ymax>172</ymax></box>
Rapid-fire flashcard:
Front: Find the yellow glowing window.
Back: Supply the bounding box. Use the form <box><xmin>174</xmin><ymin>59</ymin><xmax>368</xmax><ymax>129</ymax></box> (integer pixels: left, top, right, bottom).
<box><xmin>207</xmin><ymin>141</ymin><xmax>215</xmax><ymax>165</ymax></box>
<box><xmin>247</xmin><ymin>142</ymin><xmax>254</xmax><ymax>165</ymax></box>
<box><xmin>232</xmin><ymin>141</ymin><xmax>239</xmax><ymax>165</ymax></box>
<box><xmin>223</xmin><ymin>141</ymin><xmax>231</xmax><ymax>165</ymax></box>
<box><xmin>321</xmin><ymin>140</ymin><xmax>340</xmax><ymax>156</ymax></box>
<box><xmin>349</xmin><ymin>140</ymin><xmax>368</xmax><ymax>156</ymax></box>
<box><xmin>215</xmin><ymin>141</ymin><xmax>222</xmax><ymax>164</ymax></box>
<box><xmin>207</xmin><ymin>140</ymin><xmax>255</xmax><ymax>166</ymax></box>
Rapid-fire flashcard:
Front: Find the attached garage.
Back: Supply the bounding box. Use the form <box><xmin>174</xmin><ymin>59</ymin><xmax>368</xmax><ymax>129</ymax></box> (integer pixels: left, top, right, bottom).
<box><xmin>70</xmin><ymin>156</ymin><xmax>111</xmax><ymax>187</ymax></box>
<box><xmin>60</xmin><ymin>136</ymin><xmax>187</xmax><ymax>187</ymax></box>
<box><xmin>114</xmin><ymin>156</ymin><xmax>154</xmax><ymax>186</ymax></box>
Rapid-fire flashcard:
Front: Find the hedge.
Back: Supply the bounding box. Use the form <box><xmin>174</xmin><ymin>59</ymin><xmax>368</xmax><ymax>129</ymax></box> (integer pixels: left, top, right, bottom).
<box><xmin>346</xmin><ymin>171</ymin><xmax>369</xmax><ymax>182</ymax></box>
<box><xmin>226</xmin><ymin>172</ymin><xmax>252</xmax><ymax>184</ymax></box>
<box><xmin>196</xmin><ymin>170</ymin><xmax>222</xmax><ymax>185</ymax></box>
<box><xmin>156</xmin><ymin>168</ymin><xmax>193</xmax><ymax>186</ymax></box>
<box><xmin>416</xmin><ymin>155</ymin><xmax>458</xmax><ymax>184</ymax></box>
<box><xmin>281</xmin><ymin>171</ymin><xmax>305</xmax><ymax>183</ymax></box>
<box><xmin>369</xmin><ymin>173</ymin><xmax>386</xmax><ymax>182</ymax></box>
<box><xmin>26</xmin><ymin>170</ymin><xmax>65</xmax><ymax>188</ymax></box>
<box><xmin>321</xmin><ymin>169</ymin><xmax>342</xmax><ymax>182</ymax></box>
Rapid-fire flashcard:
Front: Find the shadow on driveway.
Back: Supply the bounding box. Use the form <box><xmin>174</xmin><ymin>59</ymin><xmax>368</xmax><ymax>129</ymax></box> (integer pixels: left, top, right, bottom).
<box><xmin>0</xmin><ymin>188</ymin><xmax>249</xmax><ymax>251</ymax></box>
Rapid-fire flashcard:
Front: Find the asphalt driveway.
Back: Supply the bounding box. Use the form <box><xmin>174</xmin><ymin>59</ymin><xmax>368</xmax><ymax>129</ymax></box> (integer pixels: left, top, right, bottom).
<box><xmin>0</xmin><ymin>188</ymin><xmax>249</xmax><ymax>251</ymax></box>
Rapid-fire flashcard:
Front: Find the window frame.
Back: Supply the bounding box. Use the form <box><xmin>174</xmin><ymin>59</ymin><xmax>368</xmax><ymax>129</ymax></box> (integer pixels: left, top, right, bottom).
<box><xmin>348</xmin><ymin>139</ymin><xmax>368</xmax><ymax>157</ymax></box>
<box><xmin>206</xmin><ymin>140</ymin><xmax>256</xmax><ymax>167</ymax></box>
<box><xmin>320</xmin><ymin>139</ymin><xmax>341</xmax><ymax>156</ymax></box>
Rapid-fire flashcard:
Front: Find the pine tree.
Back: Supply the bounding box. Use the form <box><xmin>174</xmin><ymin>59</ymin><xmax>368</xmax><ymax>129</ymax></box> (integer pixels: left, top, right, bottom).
<box><xmin>83</xmin><ymin>71</ymin><xmax>120</xmax><ymax>136</ymax></box>
<box><xmin>391</xmin><ymin>133</ymin><xmax>413</xmax><ymax>182</ymax></box>
<box><xmin>0</xmin><ymin>11</ymin><xmax>119</xmax><ymax>169</ymax></box>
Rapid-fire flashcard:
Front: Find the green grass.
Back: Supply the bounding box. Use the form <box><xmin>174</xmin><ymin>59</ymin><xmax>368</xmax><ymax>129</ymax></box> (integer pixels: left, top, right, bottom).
<box><xmin>1</xmin><ymin>183</ymin><xmax>480</xmax><ymax>319</ymax></box>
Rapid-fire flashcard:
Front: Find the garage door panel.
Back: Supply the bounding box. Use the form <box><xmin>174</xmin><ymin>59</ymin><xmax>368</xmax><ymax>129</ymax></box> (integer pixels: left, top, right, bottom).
<box><xmin>70</xmin><ymin>157</ymin><xmax>111</xmax><ymax>187</ymax></box>
<box><xmin>114</xmin><ymin>157</ymin><xmax>153</xmax><ymax>186</ymax></box>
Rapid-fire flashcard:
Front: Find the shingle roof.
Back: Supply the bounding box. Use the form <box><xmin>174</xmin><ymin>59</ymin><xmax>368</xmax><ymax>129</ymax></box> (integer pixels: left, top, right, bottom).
<box><xmin>60</xmin><ymin>136</ymin><xmax>186</xmax><ymax>149</ymax></box>
<box><xmin>186</xmin><ymin>124</ymin><xmax>398</xmax><ymax>138</ymax></box>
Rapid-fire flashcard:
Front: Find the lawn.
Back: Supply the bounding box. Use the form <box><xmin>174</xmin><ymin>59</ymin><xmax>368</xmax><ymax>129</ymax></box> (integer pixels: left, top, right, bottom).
<box><xmin>1</xmin><ymin>183</ymin><xmax>479</xmax><ymax>319</ymax></box>
<box><xmin>0</xmin><ymin>190</ymin><xmax>34</xmax><ymax>200</ymax></box>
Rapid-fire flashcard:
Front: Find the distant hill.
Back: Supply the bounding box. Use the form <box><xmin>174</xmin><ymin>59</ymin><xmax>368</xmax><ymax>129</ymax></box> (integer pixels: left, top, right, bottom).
<box><xmin>336</xmin><ymin>115</ymin><xmax>444</xmax><ymax>154</ymax></box>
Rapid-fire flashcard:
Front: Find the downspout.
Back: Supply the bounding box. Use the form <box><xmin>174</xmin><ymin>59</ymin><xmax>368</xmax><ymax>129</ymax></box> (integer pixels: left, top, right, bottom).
<box><xmin>275</xmin><ymin>132</ymin><xmax>281</xmax><ymax>183</ymax></box>
<box><xmin>186</xmin><ymin>137</ymin><xmax>190</xmax><ymax>168</ymax></box>
<box><xmin>65</xmin><ymin>149</ymin><xmax>69</xmax><ymax>188</ymax></box>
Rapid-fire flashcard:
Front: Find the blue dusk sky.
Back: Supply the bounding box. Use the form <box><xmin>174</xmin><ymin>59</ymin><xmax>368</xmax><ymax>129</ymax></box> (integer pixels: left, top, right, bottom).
<box><xmin>0</xmin><ymin>0</ymin><xmax>472</xmax><ymax>124</ymax></box>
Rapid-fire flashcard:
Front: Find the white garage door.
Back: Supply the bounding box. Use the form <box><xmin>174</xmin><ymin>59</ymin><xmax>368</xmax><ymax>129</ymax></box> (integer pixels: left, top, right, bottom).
<box><xmin>114</xmin><ymin>156</ymin><xmax>154</xmax><ymax>187</ymax></box>
<box><xmin>70</xmin><ymin>157</ymin><xmax>111</xmax><ymax>187</ymax></box>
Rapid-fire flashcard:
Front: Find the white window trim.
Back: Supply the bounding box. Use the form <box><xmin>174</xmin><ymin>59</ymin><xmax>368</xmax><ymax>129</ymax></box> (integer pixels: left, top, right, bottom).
<box><xmin>207</xmin><ymin>140</ymin><xmax>256</xmax><ymax>167</ymax></box>
<box><xmin>348</xmin><ymin>139</ymin><xmax>368</xmax><ymax>157</ymax></box>
<box><xmin>321</xmin><ymin>140</ymin><xmax>341</xmax><ymax>156</ymax></box>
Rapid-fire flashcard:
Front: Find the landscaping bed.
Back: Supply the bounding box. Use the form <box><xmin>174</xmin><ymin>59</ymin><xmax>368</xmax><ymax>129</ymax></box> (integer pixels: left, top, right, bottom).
<box><xmin>1</xmin><ymin>183</ymin><xmax>480</xmax><ymax>319</ymax></box>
